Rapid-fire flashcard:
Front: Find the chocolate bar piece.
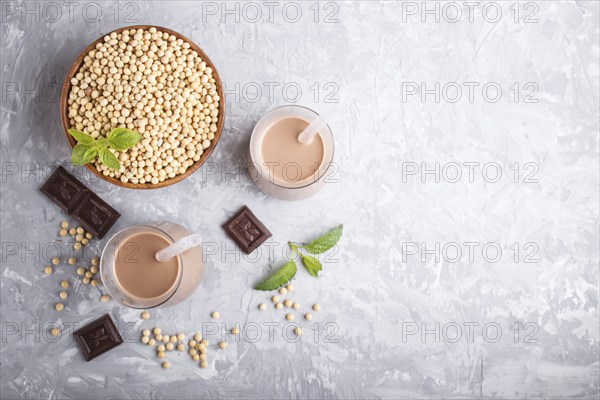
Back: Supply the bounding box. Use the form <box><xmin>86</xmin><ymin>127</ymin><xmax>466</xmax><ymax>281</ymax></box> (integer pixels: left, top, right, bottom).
<box><xmin>40</xmin><ymin>166</ymin><xmax>120</xmax><ymax>238</ymax></box>
<box><xmin>223</xmin><ymin>206</ymin><xmax>272</xmax><ymax>254</ymax></box>
<box><xmin>73</xmin><ymin>314</ymin><xmax>123</xmax><ymax>361</ymax></box>
<box><xmin>39</xmin><ymin>165</ymin><xmax>88</xmax><ymax>214</ymax></box>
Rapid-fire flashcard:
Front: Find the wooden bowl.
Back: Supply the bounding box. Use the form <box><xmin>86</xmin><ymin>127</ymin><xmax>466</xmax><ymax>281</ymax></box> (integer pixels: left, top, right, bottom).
<box><xmin>60</xmin><ymin>25</ymin><xmax>225</xmax><ymax>189</ymax></box>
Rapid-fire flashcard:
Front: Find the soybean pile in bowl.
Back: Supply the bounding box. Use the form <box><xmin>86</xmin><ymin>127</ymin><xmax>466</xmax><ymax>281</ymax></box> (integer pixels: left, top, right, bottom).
<box><xmin>61</xmin><ymin>25</ymin><xmax>225</xmax><ymax>189</ymax></box>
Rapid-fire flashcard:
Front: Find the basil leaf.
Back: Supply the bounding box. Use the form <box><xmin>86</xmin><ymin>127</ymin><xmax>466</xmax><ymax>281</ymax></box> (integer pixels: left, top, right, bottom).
<box><xmin>300</xmin><ymin>253</ymin><xmax>322</xmax><ymax>277</ymax></box>
<box><xmin>99</xmin><ymin>147</ymin><xmax>121</xmax><ymax>171</ymax></box>
<box><xmin>254</xmin><ymin>259</ymin><xmax>297</xmax><ymax>291</ymax></box>
<box><xmin>82</xmin><ymin>145</ymin><xmax>98</xmax><ymax>161</ymax></box>
<box><xmin>108</xmin><ymin>128</ymin><xmax>141</xmax><ymax>151</ymax></box>
<box><xmin>71</xmin><ymin>143</ymin><xmax>93</xmax><ymax>165</ymax></box>
<box><xmin>303</xmin><ymin>224</ymin><xmax>343</xmax><ymax>254</ymax></box>
<box><xmin>68</xmin><ymin>129</ymin><xmax>95</xmax><ymax>145</ymax></box>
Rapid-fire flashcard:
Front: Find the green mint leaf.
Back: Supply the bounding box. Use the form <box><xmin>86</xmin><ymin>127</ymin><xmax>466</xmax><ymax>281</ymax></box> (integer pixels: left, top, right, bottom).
<box><xmin>300</xmin><ymin>253</ymin><xmax>322</xmax><ymax>277</ymax></box>
<box><xmin>82</xmin><ymin>145</ymin><xmax>99</xmax><ymax>161</ymax></box>
<box><xmin>302</xmin><ymin>224</ymin><xmax>343</xmax><ymax>254</ymax></box>
<box><xmin>108</xmin><ymin>128</ymin><xmax>141</xmax><ymax>151</ymax></box>
<box><xmin>254</xmin><ymin>259</ymin><xmax>297</xmax><ymax>291</ymax></box>
<box><xmin>99</xmin><ymin>147</ymin><xmax>121</xmax><ymax>171</ymax></box>
<box><xmin>68</xmin><ymin>129</ymin><xmax>95</xmax><ymax>145</ymax></box>
<box><xmin>71</xmin><ymin>143</ymin><xmax>94</xmax><ymax>165</ymax></box>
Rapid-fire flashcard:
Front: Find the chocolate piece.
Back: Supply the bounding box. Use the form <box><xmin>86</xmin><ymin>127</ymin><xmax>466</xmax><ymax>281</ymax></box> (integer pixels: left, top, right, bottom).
<box><xmin>71</xmin><ymin>191</ymin><xmax>120</xmax><ymax>239</ymax></box>
<box><xmin>73</xmin><ymin>314</ymin><xmax>123</xmax><ymax>361</ymax></box>
<box><xmin>39</xmin><ymin>165</ymin><xmax>88</xmax><ymax>214</ymax></box>
<box><xmin>40</xmin><ymin>166</ymin><xmax>120</xmax><ymax>238</ymax></box>
<box><xmin>223</xmin><ymin>206</ymin><xmax>272</xmax><ymax>254</ymax></box>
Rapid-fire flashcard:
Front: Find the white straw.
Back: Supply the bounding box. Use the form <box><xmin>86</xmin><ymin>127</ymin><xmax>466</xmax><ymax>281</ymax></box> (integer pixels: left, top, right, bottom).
<box><xmin>155</xmin><ymin>234</ymin><xmax>203</xmax><ymax>262</ymax></box>
<box><xmin>297</xmin><ymin>115</ymin><xmax>327</xmax><ymax>144</ymax></box>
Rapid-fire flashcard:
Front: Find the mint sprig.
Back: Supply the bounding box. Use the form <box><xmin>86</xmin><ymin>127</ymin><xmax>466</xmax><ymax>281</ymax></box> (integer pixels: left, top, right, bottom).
<box><xmin>254</xmin><ymin>224</ymin><xmax>343</xmax><ymax>291</ymax></box>
<box><xmin>68</xmin><ymin>128</ymin><xmax>141</xmax><ymax>170</ymax></box>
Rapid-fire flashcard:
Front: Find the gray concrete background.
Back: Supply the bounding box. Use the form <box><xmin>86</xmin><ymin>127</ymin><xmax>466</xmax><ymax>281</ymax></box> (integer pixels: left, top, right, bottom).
<box><xmin>1</xmin><ymin>1</ymin><xmax>599</xmax><ymax>399</ymax></box>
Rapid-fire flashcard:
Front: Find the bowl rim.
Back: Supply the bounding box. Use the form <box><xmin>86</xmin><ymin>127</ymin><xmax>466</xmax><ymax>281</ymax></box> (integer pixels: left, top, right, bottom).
<box><xmin>60</xmin><ymin>25</ymin><xmax>226</xmax><ymax>190</ymax></box>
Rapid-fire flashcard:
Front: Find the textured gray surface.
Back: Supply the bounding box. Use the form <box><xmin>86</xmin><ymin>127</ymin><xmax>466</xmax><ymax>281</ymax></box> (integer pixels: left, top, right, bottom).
<box><xmin>1</xmin><ymin>1</ymin><xmax>599</xmax><ymax>399</ymax></box>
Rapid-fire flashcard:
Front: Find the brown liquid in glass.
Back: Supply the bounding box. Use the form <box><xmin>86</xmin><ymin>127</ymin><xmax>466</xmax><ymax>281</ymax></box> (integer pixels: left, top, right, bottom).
<box><xmin>114</xmin><ymin>232</ymin><xmax>180</xmax><ymax>299</ymax></box>
<box><xmin>261</xmin><ymin>117</ymin><xmax>325</xmax><ymax>184</ymax></box>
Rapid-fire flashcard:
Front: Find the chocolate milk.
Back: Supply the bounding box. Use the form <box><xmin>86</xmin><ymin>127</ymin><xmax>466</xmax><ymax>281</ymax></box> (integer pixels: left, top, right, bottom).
<box><xmin>114</xmin><ymin>232</ymin><xmax>181</xmax><ymax>299</ymax></box>
<box><xmin>261</xmin><ymin>117</ymin><xmax>325</xmax><ymax>184</ymax></box>
<box><xmin>248</xmin><ymin>105</ymin><xmax>335</xmax><ymax>200</ymax></box>
<box><xmin>101</xmin><ymin>223</ymin><xmax>203</xmax><ymax>308</ymax></box>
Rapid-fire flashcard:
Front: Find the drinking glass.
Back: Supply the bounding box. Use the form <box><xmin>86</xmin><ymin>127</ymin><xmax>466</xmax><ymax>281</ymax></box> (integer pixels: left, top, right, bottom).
<box><xmin>247</xmin><ymin>105</ymin><xmax>335</xmax><ymax>200</ymax></box>
<box><xmin>100</xmin><ymin>221</ymin><xmax>203</xmax><ymax>308</ymax></box>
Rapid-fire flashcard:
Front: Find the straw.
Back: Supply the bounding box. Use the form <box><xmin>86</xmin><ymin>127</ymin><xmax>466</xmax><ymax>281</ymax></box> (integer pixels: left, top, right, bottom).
<box><xmin>297</xmin><ymin>115</ymin><xmax>327</xmax><ymax>144</ymax></box>
<box><xmin>155</xmin><ymin>234</ymin><xmax>203</xmax><ymax>262</ymax></box>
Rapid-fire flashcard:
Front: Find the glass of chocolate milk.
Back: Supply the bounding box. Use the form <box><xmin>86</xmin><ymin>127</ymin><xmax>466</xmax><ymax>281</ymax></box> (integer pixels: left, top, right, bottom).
<box><xmin>100</xmin><ymin>222</ymin><xmax>203</xmax><ymax>308</ymax></box>
<box><xmin>248</xmin><ymin>105</ymin><xmax>335</xmax><ymax>200</ymax></box>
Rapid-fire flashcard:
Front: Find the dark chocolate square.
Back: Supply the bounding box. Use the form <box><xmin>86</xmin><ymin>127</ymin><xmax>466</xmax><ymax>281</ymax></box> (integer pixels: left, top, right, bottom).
<box><xmin>73</xmin><ymin>314</ymin><xmax>123</xmax><ymax>361</ymax></box>
<box><xmin>40</xmin><ymin>166</ymin><xmax>120</xmax><ymax>239</ymax></box>
<box><xmin>223</xmin><ymin>206</ymin><xmax>272</xmax><ymax>254</ymax></box>
<box><xmin>40</xmin><ymin>166</ymin><xmax>88</xmax><ymax>213</ymax></box>
<box><xmin>71</xmin><ymin>193</ymin><xmax>121</xmax><ymax>239</ymax></box>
